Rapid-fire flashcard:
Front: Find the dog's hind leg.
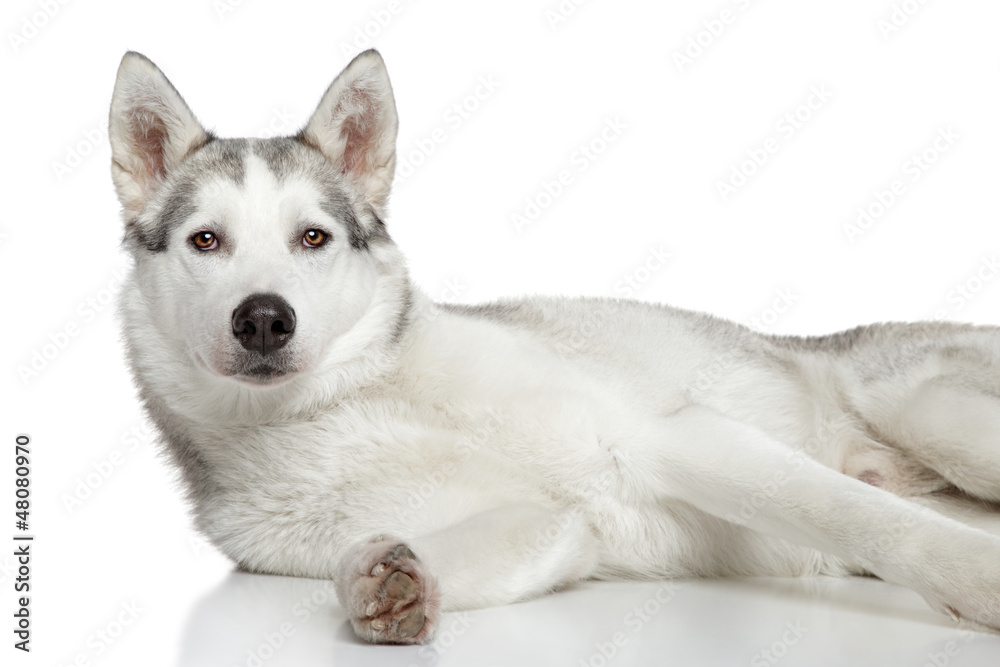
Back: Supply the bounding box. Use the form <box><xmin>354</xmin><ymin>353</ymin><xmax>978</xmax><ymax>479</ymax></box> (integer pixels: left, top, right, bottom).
<box><xmin>894</xmin><ymin>376</ymin><xmax>1000</xmax><ymax>503</ymax></box>
<box><xmin>335</xmin><ymin>504</ymin><xmax>599</xmax><ymax>644</ymax></box>
<box><xmin>637</xmin><ymin>404</ymin><xmax>1000</xmax><ymax>630</ymax></box>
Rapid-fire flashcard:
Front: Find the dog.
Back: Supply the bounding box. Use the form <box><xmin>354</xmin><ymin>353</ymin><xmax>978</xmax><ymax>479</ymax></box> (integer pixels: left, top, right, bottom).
<box><xmin>109</xmin><ymin>49</ymin><xmax>1000</xmax><ymax>645</ymax></box>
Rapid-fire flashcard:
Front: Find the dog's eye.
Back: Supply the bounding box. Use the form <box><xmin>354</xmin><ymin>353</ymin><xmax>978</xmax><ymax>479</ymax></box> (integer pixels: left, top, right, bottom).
<box><xmin>302</xmin><ymin>229</ymin><xmax>327</xmax><ymax>248</ymax></box>
<box><xmin>192</xmin><ymin>232</ymin><xmax>218</xmax><ymax>251</ymax></box>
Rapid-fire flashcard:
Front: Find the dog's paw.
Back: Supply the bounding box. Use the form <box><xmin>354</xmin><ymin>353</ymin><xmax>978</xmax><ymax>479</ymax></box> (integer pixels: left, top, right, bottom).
<box><xmin>905</xmin><ymin>528</ymin><xmax>1000</xmax><ymax>632</ymax></box>
<box><xmin>338</xmin><ymin>539</ymin><xmax>440</xmax><ymax>644</ymax></box>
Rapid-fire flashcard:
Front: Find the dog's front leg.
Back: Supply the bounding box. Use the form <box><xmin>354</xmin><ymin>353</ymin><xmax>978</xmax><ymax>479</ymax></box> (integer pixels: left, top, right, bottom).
<box><xmin>647</xmin><ymin>405</ymin><xmax>1000</xmax><ymax>630</ymax></box>
<box><xmin>334</xmin><ymin>504</ymin><xmax>599</xmax><ymax>644</ymax></box>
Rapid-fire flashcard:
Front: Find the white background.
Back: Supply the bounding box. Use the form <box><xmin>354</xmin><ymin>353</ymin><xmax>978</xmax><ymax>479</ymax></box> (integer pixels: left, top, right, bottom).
<box><xmin>3</xmin><ymin>0</ymin><xmax>1000</xmax><ymax>665</ymax></box>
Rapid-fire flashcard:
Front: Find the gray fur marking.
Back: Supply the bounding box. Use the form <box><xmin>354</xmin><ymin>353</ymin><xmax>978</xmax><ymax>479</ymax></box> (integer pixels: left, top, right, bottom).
<box><xmin>202</xmin><ymin>138</ymin><xmax>248</xmax><ymax>186</ymax></box>
<box><xmin>253</xmin><ymin>137</ymin><xmax>299</xmax><ymax>180</ymax></box>
<box><xmin>127</xmin><ymin>138</ymin><xmax>249</xmax><ymax>253</ymax></box>
<box><xmin>317</xmin><ymin>184</ymin><xmax>391</xmax><ymax>251</ymax></box>
<box><xmin>439</xmin><ymin>301</ymin><xmax>533</xmax><ymax>325</ymax></box>
<box><xmin>390</xmin><ymin>285</ymin><xmax>414</xmax><ymax>345</ymax></box>
<box><xmin>130</xmin><ymin>176</ymin><xmax>199</xmax><ymax>252</ymax></box>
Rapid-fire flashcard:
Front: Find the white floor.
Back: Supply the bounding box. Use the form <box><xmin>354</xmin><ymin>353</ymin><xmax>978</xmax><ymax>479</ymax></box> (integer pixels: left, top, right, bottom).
<box><xmin>176</xmin><ymin>572</ymin><xmax>1000</xmax><ymax>666</ymax></box>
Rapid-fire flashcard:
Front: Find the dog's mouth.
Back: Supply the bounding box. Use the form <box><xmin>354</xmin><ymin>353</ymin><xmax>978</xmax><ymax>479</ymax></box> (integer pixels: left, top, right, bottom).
<box><xmin>219</xmin><ymin>350</ymin><xmax>300</xmax><ymax>387</ymax></box>
<box><xmin>234</xmin><ymin>364</ymin><xmax>294</xmax><ymax>386</ymax></box>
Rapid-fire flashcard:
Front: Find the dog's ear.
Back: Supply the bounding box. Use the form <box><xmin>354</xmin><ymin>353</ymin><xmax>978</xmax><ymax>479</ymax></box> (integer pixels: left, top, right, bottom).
<box><xmin>109</xmin><ymin>52</ymin><xmax>211</xmax><ymax>220</ymax></box>
<box><xmin>300</xmin><ymin>49</ymin><xmax>399</xmax><ymax>214</ymax></box>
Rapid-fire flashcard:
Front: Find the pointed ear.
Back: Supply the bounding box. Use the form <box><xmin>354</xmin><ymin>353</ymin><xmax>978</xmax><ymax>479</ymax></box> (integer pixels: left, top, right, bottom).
<box><xmin>108</xmin><ymin>52</ymin><xmax>211</xmax><ymax>220</ymax></box>
<box><xmin>299</xmin><ymin>49</ymin><xmax>399</xmax><ymax>213</ymax></box>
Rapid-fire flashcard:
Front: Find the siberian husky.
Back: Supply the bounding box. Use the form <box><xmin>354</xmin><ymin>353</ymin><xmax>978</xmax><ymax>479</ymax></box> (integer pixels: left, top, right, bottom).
<box><xmin>110</xmin><ymin>49</ymin><xmax>1000</xmax><ymax>644</ymax></box>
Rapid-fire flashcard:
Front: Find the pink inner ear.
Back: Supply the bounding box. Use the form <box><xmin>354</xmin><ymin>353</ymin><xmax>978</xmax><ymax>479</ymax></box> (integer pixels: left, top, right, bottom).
<box><xmin>341</xmin><ymin>115</ymin><xmax>370</xmax><ymax>176</ymax></box>
<box><xmin>336</xmin><ymin>89</ymin><xmax>382</xmax><ymax>178</ymax></box>
<box><xmin>129</xmin><ymin>113</ymin><xmax>168</xmax><ymax>181</ymax></box>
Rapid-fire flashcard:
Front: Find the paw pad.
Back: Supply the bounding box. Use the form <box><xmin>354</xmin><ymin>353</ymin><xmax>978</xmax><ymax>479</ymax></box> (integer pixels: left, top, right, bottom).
<box><xmin>346</xmin><ymin>541</ymin><xmax>439</xmax><ymax>644</ymax></box>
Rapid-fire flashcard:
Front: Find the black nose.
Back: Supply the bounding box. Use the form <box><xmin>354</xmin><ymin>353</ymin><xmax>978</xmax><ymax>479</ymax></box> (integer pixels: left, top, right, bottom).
<box><xmin>232</xmin><ymin>293</ymin><xmax>296</xmax><ymax>355</ymax></box>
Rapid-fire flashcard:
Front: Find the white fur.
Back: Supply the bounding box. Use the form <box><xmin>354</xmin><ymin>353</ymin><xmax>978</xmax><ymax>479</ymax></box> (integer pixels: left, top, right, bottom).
<box><xmin>110</xmin><ymin>50</ymin><xmax>1000</xmax><ymax>644</ymax></box>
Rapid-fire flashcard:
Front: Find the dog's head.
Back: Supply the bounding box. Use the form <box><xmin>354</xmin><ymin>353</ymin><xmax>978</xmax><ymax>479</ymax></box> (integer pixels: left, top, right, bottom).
<box><xmin>110</xmin><ymin>51</ymin><xmax>409</xmax><ymax>394</ymax></box>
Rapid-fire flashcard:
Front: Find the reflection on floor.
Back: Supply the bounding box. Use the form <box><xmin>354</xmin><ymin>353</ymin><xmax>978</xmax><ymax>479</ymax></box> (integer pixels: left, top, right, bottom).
<box><xmin>178</xmin><ymin>573</ymin><xmax>1000</xmax><ymax>666</ymax></box>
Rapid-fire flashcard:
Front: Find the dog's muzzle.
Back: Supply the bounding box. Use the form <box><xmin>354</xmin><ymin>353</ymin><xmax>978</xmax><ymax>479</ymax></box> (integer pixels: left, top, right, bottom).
<box><xmin>231</xmin><ymin>293</ymin><xmax>296</xmax><ymax>356</ymax></box>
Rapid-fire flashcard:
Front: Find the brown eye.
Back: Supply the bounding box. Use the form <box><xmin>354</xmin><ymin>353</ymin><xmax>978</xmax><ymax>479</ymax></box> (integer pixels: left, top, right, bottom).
<box><xmin>302</xmin><ymin>229</ymin><xmax>327</xmax><ymax>248</ymax></box>
<box><xmin>192</xmin><ymin>232</ymin><xmax>218</xmax><ymax>250</ymax></box>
